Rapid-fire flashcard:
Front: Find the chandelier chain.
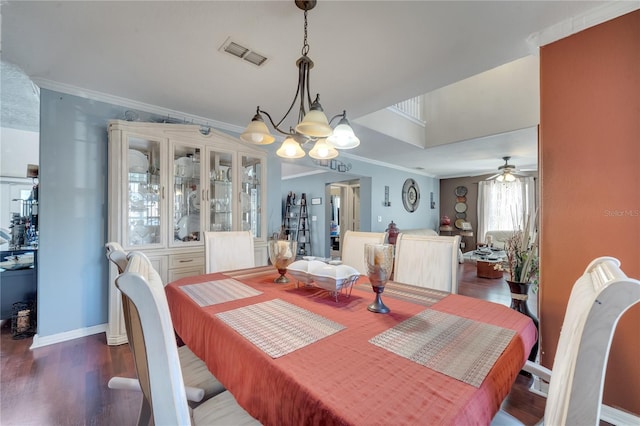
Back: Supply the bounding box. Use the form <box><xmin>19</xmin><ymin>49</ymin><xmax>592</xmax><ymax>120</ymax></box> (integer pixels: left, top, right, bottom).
<box><xmin>302</xmin><ymin>9</ymin><xmax>309</xmax><ymax>56</ymax></box>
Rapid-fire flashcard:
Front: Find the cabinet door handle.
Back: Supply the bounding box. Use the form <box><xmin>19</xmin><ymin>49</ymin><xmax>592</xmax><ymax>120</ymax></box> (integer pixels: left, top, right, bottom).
<box><xmin>202</xmin><ymin>189</ymin><xmax>206</xmax><ymax>201</ymax></box>
<box><xmin>179</xmin><ymin>259</ymin><xmax>193</xmax><ymax>263</ymax></box>
<box><xmin>162</xmin><ymin>186</ymin><xmax>165</xmax><ymax>199</ymax></box>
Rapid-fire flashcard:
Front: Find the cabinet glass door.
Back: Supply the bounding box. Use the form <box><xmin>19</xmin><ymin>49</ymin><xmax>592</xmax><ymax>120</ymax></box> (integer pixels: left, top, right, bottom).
<box><xmin>125</xmin><ymin>136</ymin><xmax>163</xmax><ymax>247</ymax></box>
<box><xmin>240</xmin><ymin>154</ymin><xmax>263</xmax><ymax>239</ymax></box>
<box><xmin>208</xmin><ymin>150</ymin><xmax>233</xmax><ymax>232</ymax></box>
<box><xmin>172</xmin><ymin>144</ymin><xmax>202</xmax><ymax>244</ymax></box>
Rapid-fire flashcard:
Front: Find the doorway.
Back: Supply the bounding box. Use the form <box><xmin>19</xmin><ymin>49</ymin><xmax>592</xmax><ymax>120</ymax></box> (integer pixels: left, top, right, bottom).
<box><xmin>327</xmin><ymin>180</ymin><xmax>360</xmax><ymax>259</ymax></box>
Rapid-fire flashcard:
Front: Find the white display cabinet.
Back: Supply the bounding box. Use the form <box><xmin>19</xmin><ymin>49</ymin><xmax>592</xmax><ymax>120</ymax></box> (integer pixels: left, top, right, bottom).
<box><xmin>107</xmin><ymin>120</ymin><xmax>268</xmax><ymax>345</ymax></box>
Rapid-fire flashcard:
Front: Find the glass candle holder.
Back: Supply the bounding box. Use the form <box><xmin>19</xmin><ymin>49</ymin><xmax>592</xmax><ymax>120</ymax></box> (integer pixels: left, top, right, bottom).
<box><xmin>268</xmin><ymin>240</ymin><xmax>298</xmax><ymax>283</ymax></box>
<box><xmin>364</xmin><ymin>243</ymin><xmax>394</xmax><ymax>313</ymax></box>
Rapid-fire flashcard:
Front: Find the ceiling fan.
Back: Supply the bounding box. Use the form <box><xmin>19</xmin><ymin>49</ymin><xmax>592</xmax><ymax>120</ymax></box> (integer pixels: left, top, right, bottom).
<box><xmin>486</xmin><ymin>156</ymin><xmax>525</xmax><ymax>182</ymax></box>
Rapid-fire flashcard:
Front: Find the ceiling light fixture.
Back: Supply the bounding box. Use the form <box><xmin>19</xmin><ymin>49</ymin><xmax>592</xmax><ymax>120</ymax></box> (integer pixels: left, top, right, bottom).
<box><xmin>495</xmin><ymin>170</ymin><xmax>516</xmax><ymax>182</ymax></box>
<box><xmin>488</xmin><ymin>156</ymin><xmax>520</xmax><ymax>182</ymax></box>
<box><xmin>240</xmin><ymin>0</ymin><xmax>360</xmax><ymax>159</ymax></box>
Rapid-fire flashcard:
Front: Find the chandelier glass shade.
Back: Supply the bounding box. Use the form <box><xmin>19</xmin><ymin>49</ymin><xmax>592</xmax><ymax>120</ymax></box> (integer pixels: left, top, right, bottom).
<box><xmin>309</xmin><ymin>138</ymin><xmax>338</xmax><ymax>160</ymax></box>
<box><xmin>240</xmin><ymin>113</ymin><xmax>276</xmax><ymax>145</ymax></box>
<box><xmin>327</xmin><ymin>113</ymin><xmax>360</xmax><ymax>149</ymax></box>
<box><xmin>276</xmin><ymin>136</ymin><xmax>306</xmax><ymax>159</ymax></box>
<box><xmin>239</xmin><ymin>0</ymin><xmax>360</xmax><ymax>159</ymax></box>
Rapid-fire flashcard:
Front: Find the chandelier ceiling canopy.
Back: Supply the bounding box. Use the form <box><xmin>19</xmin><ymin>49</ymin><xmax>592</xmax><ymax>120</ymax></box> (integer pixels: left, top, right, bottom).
<box><xmin>240</xmin><ymin>0</ymin><xmax>360</xmax><ymax>160</ymax></box>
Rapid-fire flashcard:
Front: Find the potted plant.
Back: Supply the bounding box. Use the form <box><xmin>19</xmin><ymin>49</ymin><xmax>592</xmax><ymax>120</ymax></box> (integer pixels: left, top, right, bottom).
<box><xmin>502</xmin><ymin>209</ymin><xmax>539</xmax><ymax>361</ymax></box>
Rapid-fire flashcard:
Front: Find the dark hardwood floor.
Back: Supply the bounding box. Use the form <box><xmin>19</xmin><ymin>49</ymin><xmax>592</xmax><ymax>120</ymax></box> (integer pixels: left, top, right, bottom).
<box><xmin>1</xmin><ymin>263</ymin><xmax>545</xmax><ymax>425</ymax></box>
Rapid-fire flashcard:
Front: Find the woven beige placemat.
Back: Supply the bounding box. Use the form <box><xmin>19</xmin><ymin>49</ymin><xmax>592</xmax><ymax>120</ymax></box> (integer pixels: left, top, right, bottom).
<box><xmin>224</xmin><ymin>265</ymin><xmax>275</xmax><ymax>279</ymax></box>
<box><xmin>356</xmin><ymin>281</ymin><xmax>449</xmax><ymax>307</ymax></box>
<box><xmin>216</xmin><ymin>298</ymin><xmax>345</xmax><ymax>358</ymax></box>
<box><xmin>180</xmin><ymin>278</ymin><xmax>262</xmax><ymax>307</ymax></box>
<box><xmin>369</xmin><ymin>309</ymin><xmax>515</xmax><ymax>387</ymax></box>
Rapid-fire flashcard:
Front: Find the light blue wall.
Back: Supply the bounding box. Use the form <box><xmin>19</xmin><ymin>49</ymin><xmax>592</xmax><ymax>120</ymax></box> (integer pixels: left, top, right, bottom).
<box><xmin>39</xmin><ymin>90</ymin><xmax>114</xmax><ymax>335</ymax></box>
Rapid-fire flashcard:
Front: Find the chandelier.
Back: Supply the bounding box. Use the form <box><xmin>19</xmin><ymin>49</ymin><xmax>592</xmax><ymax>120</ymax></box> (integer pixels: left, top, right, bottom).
<box><xmin>240</xmin><ymin>0</ymin><xmax>360</xmax><ymax>160</ymax></box>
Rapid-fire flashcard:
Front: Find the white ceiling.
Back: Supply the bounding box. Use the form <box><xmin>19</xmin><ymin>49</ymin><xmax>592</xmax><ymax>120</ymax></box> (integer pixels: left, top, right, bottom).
<box><xmin>2</xmin><ymin>1</ymin><xmax>631</xmax><ymax>178</ymax></box>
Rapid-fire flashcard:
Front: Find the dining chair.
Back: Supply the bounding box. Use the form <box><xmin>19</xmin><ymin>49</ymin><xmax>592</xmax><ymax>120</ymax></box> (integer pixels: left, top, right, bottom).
<box><xmin>204</xmin><ymin>231</ymin><xmax>255</xmax><ymax>273</ymax></box>
<box><xmin>392</xmin><ymin>234</ymin><xmax>461</xmax><ymax>293</ymax></box>
<box><xmin>115</xmin><ymin>251</ymin><xmax>260</xmax><ymax>425</ymax></box>
<box><xmin>340</xmin><ymin>230</ymin><xmax>387</xmax><ymax>276</ymax></box>
<box><xmin>105</xmin><ymin>241</ymin><xmax>128</xmax><ymax>273</ymax></box>
<box><xmin>104</xmin><ymin>243</ymin><xmax>226</xmax><ymax>407</ymax></box>
<box><xmin>492</xmin><ymin>256</ymin><xmax>640</xmax><ymax>425</ymax></box>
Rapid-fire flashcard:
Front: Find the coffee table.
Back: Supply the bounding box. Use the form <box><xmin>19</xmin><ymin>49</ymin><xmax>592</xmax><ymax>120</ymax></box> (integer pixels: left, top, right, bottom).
<box><xmin>463</xmin><ymin>249</ymin><xmax>507</xmax><ymax>279</ymax></box>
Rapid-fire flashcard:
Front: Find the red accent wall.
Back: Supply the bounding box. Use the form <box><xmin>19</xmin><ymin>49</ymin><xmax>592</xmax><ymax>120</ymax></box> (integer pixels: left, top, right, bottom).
<box><xmin>540</xmin><ymin>10</ymin><xmax>640</xmax><ymax>413</ymax></box>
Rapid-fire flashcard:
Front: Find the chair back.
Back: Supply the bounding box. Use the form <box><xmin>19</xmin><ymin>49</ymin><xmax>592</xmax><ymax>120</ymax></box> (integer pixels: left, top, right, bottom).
<box><xmin>204</xmin><ymin>231</ymin><xmax>255</xmax><ymax>273</ymax></box>
<box><xmin>341</xmin><ymin>230</ymin><xmax>387</xmax><ymax>276</ymax></box>
<box><xmin>115</xmin><ymin>251</ymin><xmax>191</xmax><ymax>425</ymax></box>
<box><xmin>393</xmin><ymin>234</ymin><xmax>461</xmax><ymax>293</ymax></box>
<box><xmin>544</xmin><ymin>256</ymin><xmax>640</xmax><ymax>425</ymax></box>
<box><xmin>105</xmin><ymin>241</ymin><xmax>128</xmax><ymax>274</ymax></box>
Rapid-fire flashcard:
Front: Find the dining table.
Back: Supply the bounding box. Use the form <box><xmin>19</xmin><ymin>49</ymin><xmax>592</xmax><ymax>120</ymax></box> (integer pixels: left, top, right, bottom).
<box><xmin>165</xmin><ymin>265</ymin><xmax>537</xmax><ymax>425</ymax></box>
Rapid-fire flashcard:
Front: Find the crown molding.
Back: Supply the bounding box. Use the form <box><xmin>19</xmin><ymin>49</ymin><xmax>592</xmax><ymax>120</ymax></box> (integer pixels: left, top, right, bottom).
<box><xmin>30</xmin><ymin>78</ymin><xmax>245</xmax><ymax>135</ymax></box>
<box><xmin>527</xmin><ymin>1</ymin><xmax>640</xmax><ymax>50</ymax></box>
<box><xmin>338</xmin><ymin>151</ymin><xmax>437</xmax><ymax>179</ymax></box>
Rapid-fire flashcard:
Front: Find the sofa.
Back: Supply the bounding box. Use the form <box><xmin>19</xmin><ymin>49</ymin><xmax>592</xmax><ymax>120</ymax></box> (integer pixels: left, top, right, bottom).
<box><xmin>483</xmin><ymin>230</ymin><xmax>515</xmax><ymax>249</ymax></box>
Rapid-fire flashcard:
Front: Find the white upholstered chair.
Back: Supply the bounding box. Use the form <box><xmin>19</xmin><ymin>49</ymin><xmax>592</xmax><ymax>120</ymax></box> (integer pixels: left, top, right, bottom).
<box><xmin>105</xmin><ymin>241</ymin><xmax>128</xmax><ymax>274</ymax></box>
<box><xmin>392</xmin><ymin>234</ymin><xmax>461</xmax><ymax>293</ymax></box>
<box><xmin>115</xmin><ymin>251</ymin><xmax>260</xmax><ymax>425</ymax></box>
<box><xmin>340</xmin><ymin>230</ymin><xmax>387</xmax><ymax>276</ymax></box>
<box><xmin>104</xmin><ymin>243</ymin><xmax>225</xmax><ymax>408</ymax></box>
<box><xmin>204</xmin><ymin>231</ymin><xmax>255</xmax><ymax>273</ymax></box>
<box><xmin>492</xmin><ymin>256</ymin><xmax>640</xmax><ymax>425</ymax></box>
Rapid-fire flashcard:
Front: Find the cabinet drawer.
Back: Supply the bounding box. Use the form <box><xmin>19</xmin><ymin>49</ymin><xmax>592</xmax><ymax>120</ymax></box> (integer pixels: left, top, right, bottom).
<box><xmin>168</xmin><ymin>266</ymin><xmax>205</xmax><ymax>282</ymax></box>
<box><xmin>169</xmin><ymin>252</ymin><xmax>204</xmax><ymax>269</ymax></box>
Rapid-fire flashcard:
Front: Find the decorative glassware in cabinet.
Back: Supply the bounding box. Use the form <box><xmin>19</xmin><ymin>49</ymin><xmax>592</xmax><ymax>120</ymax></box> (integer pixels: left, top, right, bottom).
<box><xmin>241</xmin><ymin>154</ymin><xmax>262</xmax><ymax>238</ymax></box>
<box><xmin>208</xmin><ymin>150</ymin><xmax>233</xmax><ymax>232</ymax></box>
<box><xmin>173</xmin><ymin>145</ymin><xmax>202</xmax><ymax>243</ymax></box>
<box><xmin>126</xmin><ymin>137</ymin><xmax>161</xmax><ymax>247</ymax></box>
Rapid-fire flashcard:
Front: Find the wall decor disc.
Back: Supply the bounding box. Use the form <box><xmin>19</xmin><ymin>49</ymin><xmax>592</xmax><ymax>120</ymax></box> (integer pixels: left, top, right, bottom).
<box><xmin>456</xmin><ymin>196</ymin><xmax>467</xmax><ymax>203</ymax></box>
<box><xmin>454</xmin><ymin>186</ymin><xmax>468</xmax><ymax>197</ymax></box>
<box><xmin>402</xmin><ymin>178</ymin><xmax>420</xmax><ymax>212</ymax></box>
<box><xmin>455</xmin><ymin>218</ymin><xmax>465</xmax><ymax>229</ymax></box>
<box><xmin>454</xmin><ymin>202</ymin><xmax>467</xmax><ymax>213</ymax></box>
<box><xmin>455</xmin><ymin>212</ymin><xmax>466</xmax><ymax>219</ymax></box>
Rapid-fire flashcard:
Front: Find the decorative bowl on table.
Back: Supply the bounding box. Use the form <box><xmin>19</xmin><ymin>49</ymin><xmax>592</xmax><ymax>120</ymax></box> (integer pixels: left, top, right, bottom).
<box><xmin>287</xmin><ymin>260</ymin><xmax>360</xmax><ymax>300</ymax></box>
<box><xmin>288</xmin><ymin>260</ymin><xmax>320</xmax><ymax>285</ymax></box>
<box><xmin>268</xmin><ymin>240</ymin><xmax>297</xmax><ymax>283</ymax></box>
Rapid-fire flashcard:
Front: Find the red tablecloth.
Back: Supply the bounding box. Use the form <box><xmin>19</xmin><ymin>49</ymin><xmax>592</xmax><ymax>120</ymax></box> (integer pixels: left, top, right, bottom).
<box><xmin>166</xmin><ymin>268</ymin><xmax>537</xmax><ymax>426</ymax></box>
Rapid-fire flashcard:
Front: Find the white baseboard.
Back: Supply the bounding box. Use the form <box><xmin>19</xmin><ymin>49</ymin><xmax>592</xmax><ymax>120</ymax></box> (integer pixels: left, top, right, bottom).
<box><xmin>600</xmin><ymin>405</ymin><xmax>640</xmax><ymax>426</ymax></box>
<box><xmin>30</xmin><ymin>323</ymin><xmax>108</xmax><ymax>349</ymax></box>
<box><xmin>531</xmin><ymin>374</ymin><xmax>640</xmax><ymax>425</ymax></box>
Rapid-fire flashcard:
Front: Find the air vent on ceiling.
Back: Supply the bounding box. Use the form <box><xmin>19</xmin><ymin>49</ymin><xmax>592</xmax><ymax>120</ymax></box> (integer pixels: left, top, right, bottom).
<box><xmin>220</xmin><ymin>37</ymin><xmax>268</xmax><ymax>67</ymax></box>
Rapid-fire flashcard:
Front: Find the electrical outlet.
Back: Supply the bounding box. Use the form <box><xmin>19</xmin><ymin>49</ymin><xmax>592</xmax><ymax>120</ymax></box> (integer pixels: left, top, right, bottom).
<box><xmin>378</xmin><ymin>216</ymin><xmax>382</xmax><ymax>222</ymax></box>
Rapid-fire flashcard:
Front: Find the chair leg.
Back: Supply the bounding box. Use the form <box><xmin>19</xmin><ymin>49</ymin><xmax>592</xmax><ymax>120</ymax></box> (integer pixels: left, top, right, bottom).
<box><xmin>175</xmin><ymin>330</ymin><xmax>185</xmax><ymax>347</ymax></box>
<box><xmin>137</xmin><ymin>396</ymin><xmax>153</xmax><ymax>426</ymax></box>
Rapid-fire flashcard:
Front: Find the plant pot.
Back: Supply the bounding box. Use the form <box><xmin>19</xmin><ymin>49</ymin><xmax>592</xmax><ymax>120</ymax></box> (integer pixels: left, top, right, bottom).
<box><xmin>506</xmin><ymin>280</ymin><xmax>539</xmax><ymax>364</ymax></box>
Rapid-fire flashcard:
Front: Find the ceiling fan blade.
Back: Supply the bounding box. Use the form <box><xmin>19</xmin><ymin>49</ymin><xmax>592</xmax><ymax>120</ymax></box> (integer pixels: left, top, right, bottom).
<box><xmin>485</xmin><ymin>173</ymin><xmax>501</xmax><ymax>180</ymax></box>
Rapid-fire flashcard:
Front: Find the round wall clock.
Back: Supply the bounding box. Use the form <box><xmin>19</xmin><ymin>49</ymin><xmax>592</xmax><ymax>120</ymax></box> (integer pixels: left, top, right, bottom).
<box><xmin>402</xmin><ymin>178</ymin><xmax>420</xmax><ymax>212</ymax></box>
